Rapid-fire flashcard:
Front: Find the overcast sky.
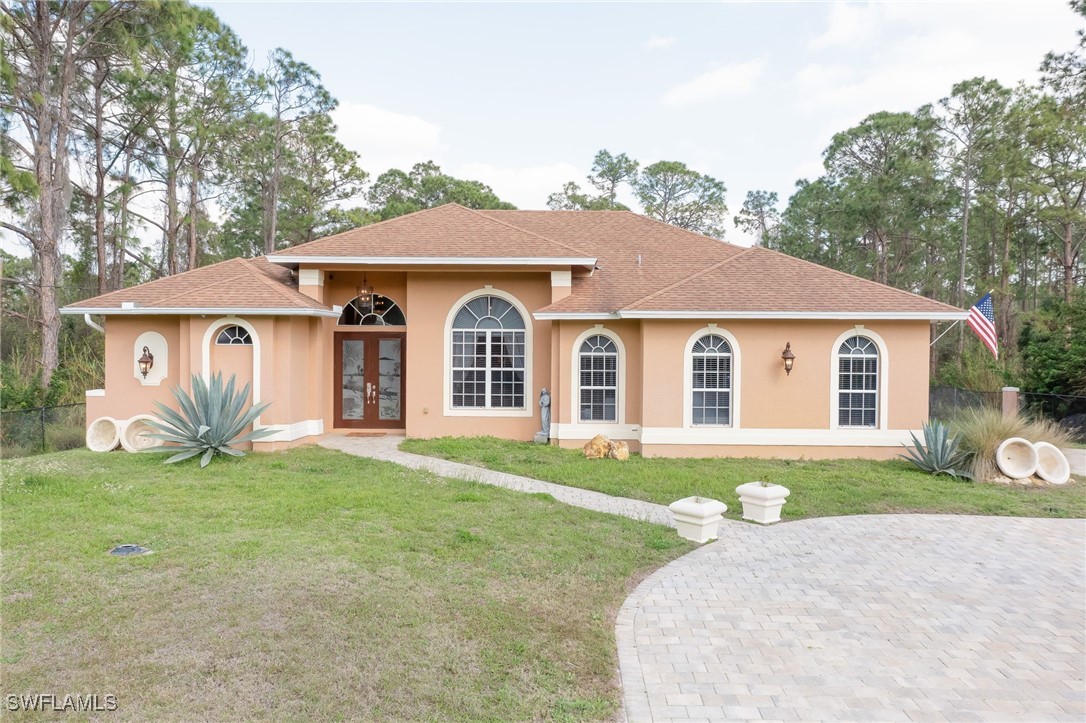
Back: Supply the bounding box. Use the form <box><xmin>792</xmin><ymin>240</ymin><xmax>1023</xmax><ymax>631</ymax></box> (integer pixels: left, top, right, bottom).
<box><xmin>2</xmin><ymin>1</ymin><xmax>1079</xmax><ymax>257</ymax></box>
<box><xmin>202</xmin><ymin>0</ymin><xmax>1078</xmax><ymax>243</ymax></box>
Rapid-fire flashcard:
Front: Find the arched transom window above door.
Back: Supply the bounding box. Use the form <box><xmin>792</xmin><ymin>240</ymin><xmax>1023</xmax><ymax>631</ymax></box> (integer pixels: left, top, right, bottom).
<box><xmin>338</xmin><ymin>293</ymin><xmax>406</xmax><ymax>326</ymax></box>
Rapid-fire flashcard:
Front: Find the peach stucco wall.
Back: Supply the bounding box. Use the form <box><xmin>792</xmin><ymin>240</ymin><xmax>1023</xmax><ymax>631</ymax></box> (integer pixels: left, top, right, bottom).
<box><xmin>404</xmin><ymin>271</ymin><xmax>552</xmax><ymax>440</ymax></box>
<box><xmin>636</xmin><ymin>319</ymin><xmax>930</xmax><ymax>430</ymax></box>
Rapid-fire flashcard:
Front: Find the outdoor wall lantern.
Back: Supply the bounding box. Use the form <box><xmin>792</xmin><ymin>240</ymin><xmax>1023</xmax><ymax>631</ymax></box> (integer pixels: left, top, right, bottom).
<box><xmin>137</xmin><ymin>346</ymin><xmax>154</xmax><ymax>378</ymax></box>
<box><xmin>781</xmin><ymin>342</ymin><xmax>795</xmax><ymax>376</ymax></box>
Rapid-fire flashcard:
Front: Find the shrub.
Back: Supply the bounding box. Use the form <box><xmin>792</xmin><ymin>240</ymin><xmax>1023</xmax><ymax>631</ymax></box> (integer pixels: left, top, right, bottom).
<box><xmin>950</xmin><ymin>407</ymin><xmax>1072</xmax><ymax>482</ymax></box>
<box><xmin>145</xmin><ymin>372</ymin><xmax>273</xmax><ymax>467</ymax></box>
<box><xmin>45</xmin><ymin>424</ymin><xmax>85</xmax><ymax>452</ymax></box>
<box><xmin>899</xmin><ymin>420</ymin><xmax>972</xmax><ymax>479</ymax></box>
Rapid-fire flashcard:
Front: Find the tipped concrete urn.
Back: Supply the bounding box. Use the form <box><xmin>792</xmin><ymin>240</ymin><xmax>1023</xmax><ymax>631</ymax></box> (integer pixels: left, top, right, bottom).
<box><xmin>119</xmin><ymin>415</ymin><xmax>165</xmax><ymax>453</ymax></box>
<box><xmin>995</xmin><ymin>437</ymin><xmax>1038</xmax><ymax>480</ymax></box>
<box><xmin>735</xmin><ymin>482</ymin><xmax>791</xmax><ymax>525</ymax></box>
<box><xmin>86</xmin><ymin>417</ymin><xmax>120</xmax><ymax>452</ymax></box>
<box><xmin>1033</xmin><ymin>442</ymin><xmax>1070</xmax><ymax>485</ymax></box>
<box><xmin>668</xmin><ymin>496</ymin><xmax>728</xmax><ymax>543</ymax></box>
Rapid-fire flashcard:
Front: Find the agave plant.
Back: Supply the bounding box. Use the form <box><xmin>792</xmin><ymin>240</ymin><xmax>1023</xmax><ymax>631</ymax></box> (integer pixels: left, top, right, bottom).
<box><xmin>899</xmin><ymin>420</ymin><xmax>973</xmax><ymax>479</ymax></box>
<box><xmin>144</xmin><ymin>372</ymin><xmax>273</xmax><ymax>467</ymax></box>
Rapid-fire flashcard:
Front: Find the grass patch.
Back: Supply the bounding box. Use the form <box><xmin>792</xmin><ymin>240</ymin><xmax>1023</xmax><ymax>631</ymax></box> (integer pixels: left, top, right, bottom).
<box><xmin>1</xmin><ymin>447</ymin><xmax>692</xmax><ymax>721</ymax></box>
<box><xmin>400</xmin><ymin>436</ymin><xmax>1086</xmax><ymax>520</ymax></box>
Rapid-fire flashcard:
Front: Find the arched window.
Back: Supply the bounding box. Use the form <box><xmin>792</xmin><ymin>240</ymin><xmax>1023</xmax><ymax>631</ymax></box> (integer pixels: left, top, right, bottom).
<box><xmin>691</xmin><ymin>334</ymin><xmax>732</xmax><ymax>426</ymax></box>
<box><xmin>450</xmin><ymin>295</ymin><xmax>525</xmax><ymax>409</ymax></box>
<box><xmin>215</xmin><ymin>325</ymin><xmax>252</xmax><ymax>345</ymax></box>
<box><xmin>837</xmin><ymin>336</ymin><xmax>878</xmax><ymax>427</ymax></box>
<box><xmin>338</xmin><ymin>293</ymin><xmax>406</xmax><ymax>326</ymax></box>
<box><xmin>579</xmin><ymin>334</ymin><xmax>618</xmax><ymax>422</ymax></box>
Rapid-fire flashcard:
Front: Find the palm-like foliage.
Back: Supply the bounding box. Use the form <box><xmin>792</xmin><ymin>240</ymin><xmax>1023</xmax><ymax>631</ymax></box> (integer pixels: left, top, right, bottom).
<box><xmin>145</xmin><ymin>372</ymin><xmax>273</xmax><ymax>467</ymax></box>
<box><xmin>899</xmin><ymin>420</ymin><xmax>973</xmax><ymax>479</ymax></box>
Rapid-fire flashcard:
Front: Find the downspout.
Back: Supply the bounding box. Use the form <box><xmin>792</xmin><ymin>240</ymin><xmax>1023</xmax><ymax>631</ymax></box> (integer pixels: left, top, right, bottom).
<box><xmin>83</xmin><ymin>313</ymin><xmax>105</xmax><ymax>333</ymax></box>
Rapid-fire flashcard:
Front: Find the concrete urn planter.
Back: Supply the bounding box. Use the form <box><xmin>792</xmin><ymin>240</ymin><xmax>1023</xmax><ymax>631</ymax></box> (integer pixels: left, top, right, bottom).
<box><xmin>86</xmin><ymin>417</ymin><xmax>120</xmax><ymax>452</ymax></box>
<box><xmin>668</xmin><ymin>496</ymin><xmax>728</xmax><ymax>543</ymax></box>
<box><xmin>119</xmin><ymin>415</ymin><xmax>165</xmax><ymax>453</ymax></box>
<box><xmin>735</xmin><ymin>482</ymin><xmax>791</xmax><ymax>525</ymax></box>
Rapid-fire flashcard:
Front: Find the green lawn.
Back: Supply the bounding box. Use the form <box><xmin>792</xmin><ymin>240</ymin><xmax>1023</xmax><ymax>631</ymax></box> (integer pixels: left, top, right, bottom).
<box><xmin>400</xmin><ymin>436</ymin><xmax>1086</xmax><ymax>520</ymax></box>
<box><xmin>1</xmin><ymin>447</ymin><xmax>692</xmax><ymax>721</ymax></box>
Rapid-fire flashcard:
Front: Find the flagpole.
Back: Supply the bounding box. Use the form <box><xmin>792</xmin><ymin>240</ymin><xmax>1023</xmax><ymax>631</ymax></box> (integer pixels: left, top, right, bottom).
<box><xmin>929</xmin><ymin>319</ymin><xmax>962</xmax><ymax>347</ymax></box>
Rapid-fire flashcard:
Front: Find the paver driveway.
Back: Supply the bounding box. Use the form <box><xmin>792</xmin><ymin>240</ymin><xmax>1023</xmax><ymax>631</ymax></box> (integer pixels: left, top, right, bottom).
<box><xmin>618</xmin><ymin>515</ymin><xmax>1085</xmax><ymax>722</ymax></box>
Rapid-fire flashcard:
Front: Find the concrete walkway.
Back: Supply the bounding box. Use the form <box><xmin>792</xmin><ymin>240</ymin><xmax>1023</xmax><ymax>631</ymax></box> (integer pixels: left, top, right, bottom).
<box><xmin>318</xmin><ymin>434</ymin><xmax>673</xmax><ymax>526</ymax></box>
<box><xmin>618</xmin><ymin>515</ymin><xmax>1086</xmax><ymax>722</ymax></box>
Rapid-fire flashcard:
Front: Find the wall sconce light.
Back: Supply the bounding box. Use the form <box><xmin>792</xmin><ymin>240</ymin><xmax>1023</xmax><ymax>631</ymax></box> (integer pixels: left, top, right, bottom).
<box><xmin>137</xmin><ymin>346</ymin><xmax>154</xmax><ymax>378</ymax></box>
<box><xmin>781</xmin><ymin>342</ymin><xmax>795</xmax><ymax>376</ymax></box>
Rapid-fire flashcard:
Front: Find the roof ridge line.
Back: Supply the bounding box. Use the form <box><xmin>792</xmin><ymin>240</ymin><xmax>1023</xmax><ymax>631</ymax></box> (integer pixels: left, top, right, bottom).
<box><xmin>752</xmin><ymin>247</ymin><xmax>963</xmax><ymax>313</ymax></box>
<box><xmin>469</xmin><ymin>207</ymin><xmax>596</xmax><ymax>258</ymax></box>
<box><xmin>619</xmin><ymin>248</ymin><xmax>755</xmax><ymax>311</ymax></box>
<box><xmin>66</xmin><ymin>257</ymin><xmax>242</xmax><ymax>307</ymax></box>
<box><xmin>239</xmin><ymin>257</ymin><xmax>321</xmax><ymax>309</ymax></box>
<box><xmin>626</xmin><ymin>212</ymin><xmax>744</xmax><ymax>250</ymax></box>
<box><xmin>276</xmin><ymin>203</ymin><xmax>459</xmax><ymax>254</ymax></box>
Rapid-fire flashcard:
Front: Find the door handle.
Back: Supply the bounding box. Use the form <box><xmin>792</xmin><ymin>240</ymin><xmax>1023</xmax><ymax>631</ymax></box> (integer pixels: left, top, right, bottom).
<box><xmin>366</xmin><ymin>382</ymin><xmax>373</xmax><ymax>404</ymax></box>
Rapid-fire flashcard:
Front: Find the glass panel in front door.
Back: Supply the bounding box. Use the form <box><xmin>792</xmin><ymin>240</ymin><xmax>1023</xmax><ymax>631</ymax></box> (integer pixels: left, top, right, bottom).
<box><xmin>342</xmin><ymin>340</ymin><xmax>365</xmax><ymax>420</ymax></box>
<box><xmin>378</xmin><ymin>338</ymin><xmax>402</xmax><ymax>421</ymax></box>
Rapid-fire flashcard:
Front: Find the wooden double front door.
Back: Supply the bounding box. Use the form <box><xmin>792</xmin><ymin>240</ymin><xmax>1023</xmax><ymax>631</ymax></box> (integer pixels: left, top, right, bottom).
<box><xmin>334</xmin><ymin>332</ymin><xmax>405</xmax><ymax>429</ymax></box>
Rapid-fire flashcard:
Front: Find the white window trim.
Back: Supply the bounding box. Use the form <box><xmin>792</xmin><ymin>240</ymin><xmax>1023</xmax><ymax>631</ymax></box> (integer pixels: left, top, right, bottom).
<box><xmin>569</xmin><ymin>326</ymin><xmax>626</xmax><ymax>430</ymax></box>
<box><xmin>202</xmin><ymin>316</ymin><xmax>263</xmax><ymax>427</ymax></box>
<box><xmin>682</xmin><ymin>325</ymin><xmax>741</xmax><ymax>429</ymax></box>
<box><xmin>443</xmin><ymin>288</ymin><xmax>533</xmax><ymax>418</ymax></box>
<box><xmin>830</xmin><ymin>326</ymin><xmax>889</xmax><ymax>431</ymax></box>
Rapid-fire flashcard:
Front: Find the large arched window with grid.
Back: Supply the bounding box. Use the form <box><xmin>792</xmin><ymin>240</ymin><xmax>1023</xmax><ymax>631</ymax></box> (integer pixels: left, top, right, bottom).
<box><xmin>450</xmin><ymin>295</ymin><xmax>526</xmax><ymax>409</ymax></box>
<box><xmin>690</xmin><ymin>334</ymin><xmax>732</xmax><ymax>426</ymax></box>
<box><xmin>578</xmin><ymin>334</ymin><xmax>618</xmax><ymax>422</ymax></box>
<box><xmin>837</xmin><ymin>335</ymin><xmax>879</xmax><ymax>427</ymax></box>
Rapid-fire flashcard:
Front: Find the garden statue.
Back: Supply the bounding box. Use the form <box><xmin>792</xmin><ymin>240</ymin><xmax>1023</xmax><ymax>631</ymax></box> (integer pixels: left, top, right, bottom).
<box><xmin>535</xmin><ymin>388</ymin><xmax>551</xmax><ymax>444</ymax></box>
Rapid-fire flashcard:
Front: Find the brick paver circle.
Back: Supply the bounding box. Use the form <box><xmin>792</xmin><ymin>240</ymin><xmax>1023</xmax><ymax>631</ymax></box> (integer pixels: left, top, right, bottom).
<box><xmin>618</xmin><ymin>515</ymin><xmax>1086</xmax><ymax>722</ymax></box>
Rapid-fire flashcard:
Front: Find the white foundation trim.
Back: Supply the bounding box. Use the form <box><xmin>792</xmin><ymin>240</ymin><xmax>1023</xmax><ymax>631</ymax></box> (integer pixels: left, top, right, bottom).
<box><xmin>569</xmin><ymin>326</ymin><xmax>627</xmax><ymax>428</ymax></box>
<box><xmin>258</xmin><ymin>418</ymin><xmax>324</xmax><ymax>443</ymax></box>
<box><xmin>682</xmin><ymin>325</ymin><xmax>742</xmax><ymax>430</ymax></box>
<box><xmin>829</xmin><ymin>327</ymin><xmax>890</xmax><ymax>431</ymax></box>
<box><xmin>640</xmin><ymin>427</ymin><xmax>919</xmax><ymax>447</ymax></box>
<box><xmin>201</xmin><ymin>316</ymin><xmax>263</xmax><ymax>427</ymax></box>
<box><xmin>86</xmin><ymin>389</ymin><xmax>105</xmax><ymax>397</ymax></box>
<box><xmin>550</xmin><ymin>422</ymin><xmax>641</xmax><ymax>441</ymax></box>
<box><xmin>443</xmin><ymin>288</ymin><xmax>534</xmax><ymax>418</ymax></box>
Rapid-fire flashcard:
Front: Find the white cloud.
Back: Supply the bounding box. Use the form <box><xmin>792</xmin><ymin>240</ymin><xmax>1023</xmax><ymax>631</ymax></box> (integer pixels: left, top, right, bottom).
<box><xmin>330</xmin><ymin>102</ymin><xmax>447</xmax><ymax>176</ymax></box>
<box><xmin>661</xmin><ymin>59</ymin><xmax>766</xmax><ymax>107</ymax></box>
<box><xmin>456</xmin><ymin>161</ymin><xmax>583</xmax><ymax>209</ymax></box>
<box><xmin>645</xmin><ymin>34</ymin><xmax>677</xmax><ymax>50</ymax></box>
<box><xmin>809</xmin><ymin>2</ymin><xmax>882</xmax><ymax>50</ymax></box>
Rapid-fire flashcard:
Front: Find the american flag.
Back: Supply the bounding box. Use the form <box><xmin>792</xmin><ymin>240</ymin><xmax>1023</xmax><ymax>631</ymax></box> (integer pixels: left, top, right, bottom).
<box><xmin>967</xmin><ymin>292</ymin><xmax>998</xmax><ymax>359</ymax></box>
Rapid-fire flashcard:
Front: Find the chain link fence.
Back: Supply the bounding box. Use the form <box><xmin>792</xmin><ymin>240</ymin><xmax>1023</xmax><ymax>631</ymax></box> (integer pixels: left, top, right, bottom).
<box><xmin>928</xmin><ymin>386</ymin><xmax>1001</xmax><ymax>422</ymax></box>
<box><xmin>0</xmin><ymin>403</ymin><xmax>86</xmax><ymax>459</ymax></box>
<box><xmin>1020</xmin><ymin>391</ymin><xmax>1086</xmax><ymax>444</ymax></box>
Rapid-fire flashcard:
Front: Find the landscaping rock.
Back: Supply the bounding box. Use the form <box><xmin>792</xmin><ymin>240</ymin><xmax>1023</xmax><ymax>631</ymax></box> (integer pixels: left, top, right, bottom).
<box><xmin>584</xmin><ymin>434</ymin><xmax>610</xmax><ymax>459</ymax></box>
<box><xmin>609</xmin><ymin>441</ymin><xmax>630</xmax><ymax>461</ymax></box>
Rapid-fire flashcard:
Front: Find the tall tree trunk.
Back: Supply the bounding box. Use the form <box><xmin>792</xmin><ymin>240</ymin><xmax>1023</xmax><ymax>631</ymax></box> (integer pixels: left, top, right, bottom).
<box><xmin>114</xmin><ymin>150</ymin><xmax>132</xmax><ymax>288</ymax></box>
<box><xmin>958</xmin><ymin>148</ymin><xmax>973</xmax><ymax>307</ymax></box>
<box><xmin>264</xmin><ymin>127</ymin><xmax>283</xmax><ymax>254</ymax></box>
<box><xmin>188</xmin><ymin>166</ymin><xmax>199</xmax><ymax>271</ymax></box>
<box><xmin>93</xmin><ymin>60</ymin><xmax>108</xmax><ymax>294</ymax></box>
<box><xmin>1061</xmin><ymin>222</ymin><xmax>1075</xmax><ymax>303</ymax></box>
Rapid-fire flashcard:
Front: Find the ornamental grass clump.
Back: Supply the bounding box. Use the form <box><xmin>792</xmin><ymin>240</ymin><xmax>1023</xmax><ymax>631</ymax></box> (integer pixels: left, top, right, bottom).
<box><xmin>145</xmin><ymin>372</ymin><xmax>273</xmax><ymax>467</ymax></box>
<box><xmin>949</xmin><ymin>407</ymin><xmax>1071</xmax><ymax>482</ymax></box>
<box><xmin>899</xmin><ymin>420</ymin><xmax>973</xmax><ymax>479</ymax></box>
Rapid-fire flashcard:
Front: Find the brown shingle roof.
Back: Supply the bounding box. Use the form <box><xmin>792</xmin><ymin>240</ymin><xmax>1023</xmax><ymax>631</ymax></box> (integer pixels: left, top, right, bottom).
<box><xmin>62</xmin><ymin>257</ymin><xmax>335</xmax><ymax>315</ymax></box>
<box><xmin>272</xmin><ymin>203</ymin><xmax>595</xmax><ymax>260</ymax></box>
<box><xmin>483</xmin><ymin>211</ymin><xmax>962</xmax><ymax>318</ymax></box>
